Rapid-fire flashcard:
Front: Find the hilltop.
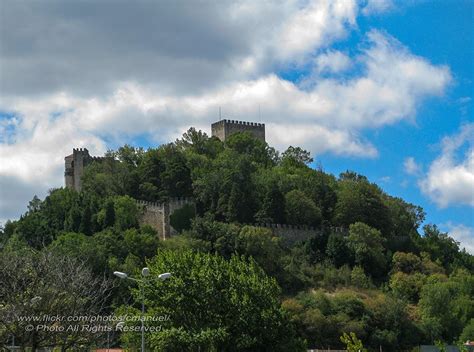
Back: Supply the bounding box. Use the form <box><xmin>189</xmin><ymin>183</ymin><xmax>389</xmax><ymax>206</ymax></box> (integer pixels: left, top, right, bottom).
<box><xmin>1</xmin><ymin>127</ymin><xmax>473</xmax><ymax>351</ymax></box>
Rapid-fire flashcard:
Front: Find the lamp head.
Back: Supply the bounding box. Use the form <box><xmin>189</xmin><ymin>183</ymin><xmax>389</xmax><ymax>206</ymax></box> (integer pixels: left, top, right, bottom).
<box><xmin>142</xmin><ymin>267</ymin><xmax>150</xmax><ymax>277</ymax></box>
<box><xmin>113</xmin><ymin>271</ymin><xmax>128</xmax><ymax>279</ymax></box>
<box><xmin>158</xmin><ymin>272</ymin><xmax>172</xmax><ymax>280</ymax></box>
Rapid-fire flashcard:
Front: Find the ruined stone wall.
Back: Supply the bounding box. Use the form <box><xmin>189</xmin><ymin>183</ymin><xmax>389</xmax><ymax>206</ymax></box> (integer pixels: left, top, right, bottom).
<box><xmin>211</xmin><ymin>120</ymin><xmax>226</xmax><ymax>141</ymax></box>
<box><xmin>136</xmin><ymin>198</ymin><xmax>194</xmax><ymax>240</ymax></box>
<box><xmin>73</xmin><ymin>148</ymin><xmax>88</xmax><ymax>191</ymax></box>
<box><xmin>211</xmin><ymin>119</ymin><xmax>265</xmax><ymax>142</ymax></box>
<box><xmin>64</xmin><ymin>155</ymin><xmax>74</xmax><ymax>189</ymax></box>
<box><xmin>136</xmin><ymin>200</ymin><xmax>166</xmax><ymax>239</ymax></box>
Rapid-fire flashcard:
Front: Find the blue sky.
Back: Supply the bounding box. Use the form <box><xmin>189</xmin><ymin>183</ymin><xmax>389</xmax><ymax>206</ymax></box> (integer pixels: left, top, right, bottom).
<box><xmin>0</xmin><ymin>0</ymin><xmax>472</xmax><ymax>251</ymax></box>
<box><xmin>311</xmin><ymin>1</ymin><xmax>473</xmax><ymax>241</ymax></box>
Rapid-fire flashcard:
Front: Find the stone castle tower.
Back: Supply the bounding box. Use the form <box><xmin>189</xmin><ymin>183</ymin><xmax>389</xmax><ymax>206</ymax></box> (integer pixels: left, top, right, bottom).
<box><xmin>65</xmin><ymin>148</ymin><xmax>91</xmax><ymax>191</ymax></box>
<box><xmin>211</xmin><ymin>119</ymin><xmax>265</xmax><ymax>142</ymax></box>
<box><xmin>64</xmin><ymin>148</ymin><xmax>103</xmax><ymax>191</ymax></box>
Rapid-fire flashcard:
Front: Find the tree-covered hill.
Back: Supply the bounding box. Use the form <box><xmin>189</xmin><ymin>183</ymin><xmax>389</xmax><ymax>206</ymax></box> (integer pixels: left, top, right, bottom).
<box><xmin>1</xmin><ymin>128</ymin><xmax>473</xmax><ymax>351</ymax></box>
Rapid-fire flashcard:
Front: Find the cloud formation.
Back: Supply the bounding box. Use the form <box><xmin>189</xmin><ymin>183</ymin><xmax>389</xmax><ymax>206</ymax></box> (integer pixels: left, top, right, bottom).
<box><xmin>420</xmin><ymin>123</ymin><xmax>474</xmax><ymax>208</ymax></box>
<box><xmin>444</xmin><ymin>222</ymin><xmax>474</xmax><ymax>255</ymax></box>
<box><xmin>0</xmin><ymin>1</ymin><xmax>453</xmax><ymax>221</ymax></box>
<box><xmin>404</xmin><ymin>157</ymin><xmax>421</xmax><ymax>176</ymax></box>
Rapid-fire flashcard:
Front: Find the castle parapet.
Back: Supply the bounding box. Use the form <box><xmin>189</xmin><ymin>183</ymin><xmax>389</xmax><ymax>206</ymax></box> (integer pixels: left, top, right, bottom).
<box><xmin>211</xmin><ymin>119</ymin><xmax>265</xmax><ymax>142</ymax></box>
<box><xmin>136</xmin><ymin>197</ymin><xmax>195</xmax><ymax>241</ymax></box>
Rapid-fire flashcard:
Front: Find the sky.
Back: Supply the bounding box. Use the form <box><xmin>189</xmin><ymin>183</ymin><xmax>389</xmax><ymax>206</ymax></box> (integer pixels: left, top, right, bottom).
<box><xmin>0</xmin><ymin>0</ymin><xmax>473</xmax><ymax>253</ymax></box>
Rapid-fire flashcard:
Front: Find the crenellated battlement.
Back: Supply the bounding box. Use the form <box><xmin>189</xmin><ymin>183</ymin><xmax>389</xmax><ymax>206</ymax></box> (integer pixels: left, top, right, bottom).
<box><xmin>135</xmin><ymin>197</ymin><xmax>195</xmax><ymax>209</ymax></box>
<box><xmin>136</xmin><ymin>199</ymin><xmax>165</xmax><ymax>208</ymax></box>
<box><xmin>213</xmin><ymin>119</ymin><xmax>265</xmax><ymax>128</ymax></box>
<box><xmin>72</xmin><ymin>147</ymin><xmax>89</xmax><ymax>153</ymax></box>
<box><xmin>65</xmin><ymin>148</ymin><xmax>105</xmax><ymax>191</ymax></box>
<box><xmin>135</xmin><ymin>198</ymin><xmax>195</xmax><ymax>240</ymax></box>
<box><xmin>211</xmin><ymin>119</ymin><xmax>265</xmax><ymax>142</ymax></box>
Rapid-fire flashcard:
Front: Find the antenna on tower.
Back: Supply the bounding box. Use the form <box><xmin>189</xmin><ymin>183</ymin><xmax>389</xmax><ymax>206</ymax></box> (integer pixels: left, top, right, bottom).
<box><xmin>258</xmin><ymin>104</ymin><xmax>261</xmax><ymax>122</ymax></box>
<box><xmin>219</xmin><ymin>106</ymin><xmax>222</xmax><ymax>120</ymax></box>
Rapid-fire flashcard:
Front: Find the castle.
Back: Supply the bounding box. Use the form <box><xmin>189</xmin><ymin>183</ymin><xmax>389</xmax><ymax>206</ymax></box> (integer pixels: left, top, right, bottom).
<box><xmin>64</xmin><ymin>119</ymin><xmax>265</xmax><ymax>239</ymax></box>
<box><xmin>62</xmin><ymin>119</ymin><xmax>404</xmax><ymax>245</ymax></box>
<box><xmin>211</xmin><ymin>119</ymin><xmax>265</xmax><ymax>142</ymax></box>
<box><xmin>64</xmin><ymin>148</ymin><xmax>104</xmax><ymax>191</ymax></box>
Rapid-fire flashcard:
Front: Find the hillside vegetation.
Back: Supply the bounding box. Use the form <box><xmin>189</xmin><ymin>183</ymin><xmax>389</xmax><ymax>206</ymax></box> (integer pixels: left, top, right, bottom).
<box><xmin>1</xmin><ymin>128</ymin><xmax>473</xmax><ymax>351</ymax></box>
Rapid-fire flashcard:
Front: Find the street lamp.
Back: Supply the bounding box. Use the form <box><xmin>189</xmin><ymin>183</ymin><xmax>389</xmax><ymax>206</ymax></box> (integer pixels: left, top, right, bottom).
<box><xmin>113</xmin><ymin>268</ymin><xmax>171</xmax><ymax>352</ymax></box>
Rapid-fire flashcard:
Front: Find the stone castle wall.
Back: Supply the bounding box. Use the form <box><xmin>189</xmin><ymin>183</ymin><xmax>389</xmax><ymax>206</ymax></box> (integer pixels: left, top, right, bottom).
<box><xmin>211</xmin><ymin>119</ymin><xmax>265</xmax><ymax>142</ymax></box>
<box><xmin>136</xmin><ymin>198</ymin><xmax>194</xmax><ymax>240</ymax></box>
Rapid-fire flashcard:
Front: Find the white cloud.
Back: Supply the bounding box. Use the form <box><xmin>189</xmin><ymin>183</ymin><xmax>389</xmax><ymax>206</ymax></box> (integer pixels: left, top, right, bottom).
<box><xmin>443</xmin><ymin>222</ymin><xmax>474</xmax><ymax>255</ymax></box>
<box><xmin>404</xmin><ymin>157</ymin><xmax>422</xmax><ymax>176</ymax></box>
<box><xmin>314</xmin><ymin>50</ymin><xmax>351</xmax><ymax>74</ymax></box>
<box><xmin>0</xmin><ymin>1</ymin><xmax>454</xmax><ymax>221</ymax></box>
<box><xmin>277</xmin><ymin>0</ymin><xmax>357</xmax><ymax>61</ymax></box>
<box><xmin>361</xmin><ymin>0</ymin><xmax>393</xmax><ymax>15</ymax></box>
<box><xmin>420</xmin><ymin>124</ymin><xmax>474</xmax><ymax>208</ymax></box>
<box><xmin>0</xmin><ymin>0</ymin><xmax>362</xmax><ymax>98</ymax></box>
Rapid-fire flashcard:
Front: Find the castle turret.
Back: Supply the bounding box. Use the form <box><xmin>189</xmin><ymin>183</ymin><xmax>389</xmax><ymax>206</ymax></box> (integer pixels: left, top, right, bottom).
<box><xmin>64</xmin><ymin>148</ymin><xmax>91</xmax><ymax>191</ymax></box>
<box><xmin>211</xmin><ymin>119</ymin><xmax>265</xmax><ymax>142</ymax></box>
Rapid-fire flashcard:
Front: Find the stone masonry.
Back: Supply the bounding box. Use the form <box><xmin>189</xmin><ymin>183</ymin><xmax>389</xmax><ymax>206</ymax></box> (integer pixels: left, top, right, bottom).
<box><xmin>211</xmin><ymin>119</ymin><xmax>265</xmax><ymax>142</ymax></box>
<box><xmin>65</xmin><ymin>148</ymin><xmax>104</xmax><ymax>192</ymax></box>
<box><xmin>135</xmin><ymin>198</ymin><xmax>194</xmax><ymax>240</ymax></box>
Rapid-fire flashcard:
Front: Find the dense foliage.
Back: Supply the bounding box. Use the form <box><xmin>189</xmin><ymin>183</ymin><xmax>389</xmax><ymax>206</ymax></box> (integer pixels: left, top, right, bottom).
<box><xmin>1</xmin><ymin>128</ymin><xmax>473</xmax><ymax>350</ymax></box>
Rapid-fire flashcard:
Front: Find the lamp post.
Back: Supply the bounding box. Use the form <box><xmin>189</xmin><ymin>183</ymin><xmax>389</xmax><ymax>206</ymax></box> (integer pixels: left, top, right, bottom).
<box><xmin>113</xmin><ymin>268</ymin><xmax>171</xmax><ymax>352</ymax></box>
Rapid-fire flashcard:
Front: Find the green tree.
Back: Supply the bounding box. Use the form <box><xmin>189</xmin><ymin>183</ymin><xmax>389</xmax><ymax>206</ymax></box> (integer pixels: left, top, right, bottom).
<box><xmin>103</xmin><ymin>198</ymin><xmax>116</xmax><ymax>228</ymax></box>
<box><xmin>285</xmin><ymin>190</ymin><xmax>322</xmax><ymax>226</ymax></box>
<box><xmin>340</xmin><ymin>332</ymin><xmax>367</xmax><ymax>352</ymax></box>
<box><xmin>49</xmin><ymin>232</ymin><xmax>107</xmax><ymax>274</ymax></box>
<box><xmin>119</xmin><ymin>250</ymin><xmax>304</xmax><ymax>351</ymax></box>
<box><xmin>281</xmin><ymin>146</ymin><xmax>313</xmax><ymax>167</ymax></box>
<box><xmin>157</xmin><ymin>144</ymin><xmax>193</xmax><ymax>198</ymax></box>
<box><xmin>170</xmin><ymin>204</ymin><xmax>196</xmax><ymax>233</ymax></box>
<box><xmin>389</xmin><ymin>271</ymin><xmax>426</xmax><ymax>302</ymax></box>
<box><xmin>392</xmin><ymin>252</ymin><xmax>423</xmax><ymax>274</ymax></box>
<box><xmin>326</xmin><ymin>232</ymin><xmax>352</xmax><ymax>267</ymax></box>
<box><xmin>418</xmin><ymin>225</ymin><xmax>460</xmax><ymax>271</ymax></box>
<box><xmin>79</xmin><ymin>204</ymin><xmax>92</xmax><ymax>235</ymax></box>
<box><xmin>235</xmin><ymin>226</ymin><xmax>284</xmax><ymax>277</ymax></box>
<box><xmin>419</xmin><ymin>270</ymin><xmax>474</xmax><ymax>342</ymax></box>
<box><xmin>226</xmin><ymin>131</ymin><xmax>277</xmax><ymax>166</ymax></box>
<box><xmin>255</xmin><ymin>182</ymin><xmax>285</xmax><ymax>224</ymax></box>
<box><xmin>0</xmin><ymin>249</ymin><xmax>112</xmax><ymax>351</ymax></box>
<box><xmin>459</xmin><ymin>319</ymin><xmax>474</xmax><ymax>343</ymax></box>
<box><xmin>351</xmin><ymin>266</ymin><xmax>371</xmax><ymax>289</ymax></box>
<box><xmin>123</xmin><ymin>228</ymin><xmax>159</xmax><ymax>261</ymax></box>
<box><xmin>176</xmin><ymin>127</ymin><xmax>223</xmax><ymax>157</ymax></box>
<box><xmin>347</xmin><ymin>222</ymin><xmax>387</xmax><ymax>278</ymax></box>
<box><xmin>334</xmin><ymin>177</ymin><xmax>392</xmax><ymax>235</ymax></box>
<box><xmin>114</xmin><ymin>144</ymin><xmax>145</xmax><ymax>168</ymax></box>
<box><xmin>114</xmin><ymin>195</ymin><xmax>139</xmax><ymax>231</ymax></box>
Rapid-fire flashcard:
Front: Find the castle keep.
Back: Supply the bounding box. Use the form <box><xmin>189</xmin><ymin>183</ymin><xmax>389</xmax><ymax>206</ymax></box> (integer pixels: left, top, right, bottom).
<box><xmin>211</xmin><ymin>119</ymin><xmax>265</xmax><ymax>142</ymax></box>
<box><xmin>64</xmin><ymin>148</ymin><xmax>104</xmax><ymax>191</ymax></box>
